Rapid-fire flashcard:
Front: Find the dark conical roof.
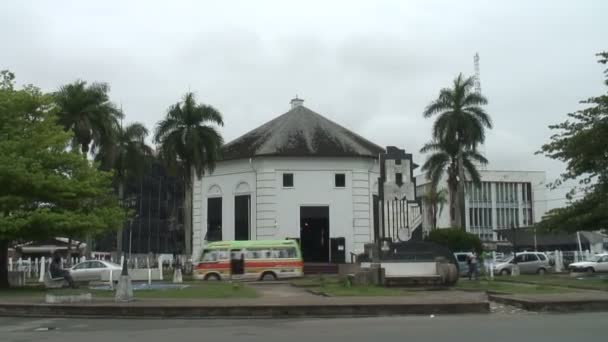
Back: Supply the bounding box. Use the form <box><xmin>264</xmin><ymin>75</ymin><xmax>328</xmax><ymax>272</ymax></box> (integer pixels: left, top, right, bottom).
<box><xmin>221</xmin><ymin>105</ymin><xmax>384</xmax><ymax>160</ymax></box>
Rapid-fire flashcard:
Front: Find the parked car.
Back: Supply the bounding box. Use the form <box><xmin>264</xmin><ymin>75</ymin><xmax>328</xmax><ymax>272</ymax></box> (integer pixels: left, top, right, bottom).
<box><xmin>69</xmin><ymin>260</ymin><xmax>121</xmax><ymax>282</ymax></box>
<box><xmin>494</xmin><ymin>252</ymin><xmax>552</xmax><ymax>275</ymax></box>
<box><xmin>568</xmin><ymin>253</ymin><xmax>608</xmax><ymax>274</ymax></box>
<box><xmin>453</xmin><ymin>252</ymin><xmax>471</xmax><ymax>276</ymax></box>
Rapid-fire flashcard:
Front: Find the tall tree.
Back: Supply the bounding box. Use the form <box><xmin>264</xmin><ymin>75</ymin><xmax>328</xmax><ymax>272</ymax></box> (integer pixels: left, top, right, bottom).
<box><xmin>54</xmin><ymin>80</ymin><xmax>122</xmax><ymax>155</ymax></box>
<box><xmin>421</xmin><ymin>186</ymin><xmax>448</xmax><ymax>230</ymax></box>
<box><xmin>154</xmin><ymin>92</ymin><xmax>224</xmax><ymax>256</ymax></box>
<box><xmin>96</xmin><ymin>122</ymin><xmax>153</xmax><ymax>254</ymax></box>
<box><xmin>0</xmin><ymin>73</ymin><xmax>123</xmax><ymax>288</ymax></box>
<box><xmin>420</xmin><ymin>140</ymin><xmax>487</xmax><ymax>227</ymax></box>
<box><xmin>537</xmin><ymin>52</ymin><xmax>608</xmax><ymax>232</ymax></box>
<box><xmin>422</xmin><ymin>73</ymin><xmax>492</xmax><ymax>228</ymax></box>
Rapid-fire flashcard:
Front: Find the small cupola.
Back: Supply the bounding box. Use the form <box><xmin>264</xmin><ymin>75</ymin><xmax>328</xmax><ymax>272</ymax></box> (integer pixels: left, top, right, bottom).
<box><xmin>290</xmin><ymin>96</ymin><xmax>304</xmax><ymax>109</ymax></box>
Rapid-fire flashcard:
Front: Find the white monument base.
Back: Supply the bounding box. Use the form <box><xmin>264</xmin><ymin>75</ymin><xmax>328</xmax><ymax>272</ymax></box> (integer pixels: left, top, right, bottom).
<box><xmin>114</xmin><ymin>275</ymin><xmax>134</xmax><ymax>302</ymax></box>
<box><xmin>173</xmin><ymin>268</ymin><xmax>183</xmax><ymax>284</ymax></box>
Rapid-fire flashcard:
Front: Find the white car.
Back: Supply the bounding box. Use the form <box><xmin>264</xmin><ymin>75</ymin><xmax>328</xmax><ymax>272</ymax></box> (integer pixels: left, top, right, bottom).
<box><xmin>70</xmin><ymin>260</ymin><xmax>122</xmax><ymax>282</ymax></box>
<box><xmin>569</xmin><ymin>253</ymin><xmax>608</xmax><ymax>274</ymax></box>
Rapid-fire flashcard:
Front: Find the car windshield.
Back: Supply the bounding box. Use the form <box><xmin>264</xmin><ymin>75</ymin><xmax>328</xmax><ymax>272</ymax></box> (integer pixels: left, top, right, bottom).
<box><xmin>500</xmin><ymin>257</ymin><xmax>513</xmax><ymax>263</ymax></box>
<box><xmin>586</xmin><ymin>255</ymin><xmax>602</xmax><ymax>262</ymax></box>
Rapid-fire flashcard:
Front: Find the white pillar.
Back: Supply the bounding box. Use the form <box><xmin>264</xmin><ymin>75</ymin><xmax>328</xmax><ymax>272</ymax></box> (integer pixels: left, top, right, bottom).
<box><xmin>8</xmin><ymin>258</ymin><xmax>12</xmax><ymax>272</ymax></box>
<box><xmin>38</xmin><ymin>256</ymin><xmax>45</xmax><ymax>282</ymax></box>
<box><xmin>148</xmin><ymin>268</ymin><xmax>152</xmax><ymax>286</ymax></box>
<box><xmin>109</xmin><ymin>269</ymin><xmax>114</xmax><ymax>290</ymax></box>
<box><xmin>34</xmin><ymin>258</ymin><xmax>39</xmax><ymax>277</ymax></box>
<box><xmin>27</xmin><ymin>258</ymin><xmax>32</xmax><ymax>278</ymax></box>
<box><xmin>158</xmin><ymin>256</ymin><xmax>163</xmax><ymax>281</ymax></box>
<box><xmin>120</xmin><ymin>255</ymin><xmax>125</xmax><ymax>269</ymax></box>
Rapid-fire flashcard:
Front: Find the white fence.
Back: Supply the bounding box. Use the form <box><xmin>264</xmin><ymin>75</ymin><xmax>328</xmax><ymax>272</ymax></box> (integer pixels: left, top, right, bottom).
<box><xmin>7</xmin><ymin>253</ymin><xmax>190</xmax><ymax>283</ymax></box>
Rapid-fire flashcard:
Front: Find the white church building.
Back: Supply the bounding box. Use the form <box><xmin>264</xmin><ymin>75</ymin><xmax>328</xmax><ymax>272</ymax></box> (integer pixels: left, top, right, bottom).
<box><xmin>192</xmin><ymin>98</ymin><xmax>422</xmax><ymax>263</ymax></box>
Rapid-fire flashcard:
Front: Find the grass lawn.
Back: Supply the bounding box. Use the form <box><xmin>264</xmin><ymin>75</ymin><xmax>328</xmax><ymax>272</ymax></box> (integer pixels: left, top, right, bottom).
<box><xmin>0</xmin><ymin>282</ymin><xmax>257</xmax><ymax>299</ymax></box>
<box><xmin>493</xmin><ymin>274</ymin><xmax>608</xmax><ymax>291</ymax></box>
<box><xmin>455</xmin><ymin>279</ymin><xmax>575</xmax><ymax>294</ymax></box>
<box><xmin>314</xmin><ymin>283</ymin><xmax>411</xmax><ymax>297</ymax></box>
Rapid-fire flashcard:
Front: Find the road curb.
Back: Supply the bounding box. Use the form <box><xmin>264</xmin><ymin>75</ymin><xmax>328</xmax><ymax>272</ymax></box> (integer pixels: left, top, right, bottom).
<box><xmin>492</xmin><ymin>278</ymin><xmax>608</xmax><ymax>292</ymax></box>
<box><xmin>0</xmin><ymin>302</ymin><xmax>489</xmax><ymax>319</ymax></box>
<box><xmin>488</xmin><ymin>294</ymin><xmax>608</xmax><ymax>312</ymax></box>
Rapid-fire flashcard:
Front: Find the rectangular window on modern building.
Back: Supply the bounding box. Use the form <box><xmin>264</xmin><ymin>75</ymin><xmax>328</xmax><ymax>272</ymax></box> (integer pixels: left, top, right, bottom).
<box><xmin>283</xmin><ymin>173</ymin><xmax>294</xmax><ymax>188</ymax></box>
<box><xmin>335</xmin><ymin>173</ymin><xmax>346</xmax><ymax>188</ymax></box>
<box><xmin>469</xmin><ymin>208</ymin><xmax>474</xmax><ymax>227</ymax></box>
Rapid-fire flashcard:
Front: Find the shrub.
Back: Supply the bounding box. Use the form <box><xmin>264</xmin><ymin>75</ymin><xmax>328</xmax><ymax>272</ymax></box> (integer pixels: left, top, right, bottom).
<box><xmin>425</xmin><ymin>228</ymin><xmax>483</xmax><ymax>254</ymax></box>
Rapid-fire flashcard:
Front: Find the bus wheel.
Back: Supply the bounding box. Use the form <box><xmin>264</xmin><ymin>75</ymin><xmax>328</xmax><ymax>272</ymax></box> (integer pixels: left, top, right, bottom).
<box><xmin>261</xmin><ymin>272</ymin><xmax>277</xmax><ymax>281</ymax></box>
<box><xmin>205</xmin><ymin>273</ymin><xmax>220</xmax><ymax>281</ymax></box>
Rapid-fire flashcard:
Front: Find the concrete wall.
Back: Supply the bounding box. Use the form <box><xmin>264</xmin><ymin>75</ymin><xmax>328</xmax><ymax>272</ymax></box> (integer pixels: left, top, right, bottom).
<box><xmin>193</xmin><ymin>157</ymin><xmax>381</xmax><ymax>261</ymax></box>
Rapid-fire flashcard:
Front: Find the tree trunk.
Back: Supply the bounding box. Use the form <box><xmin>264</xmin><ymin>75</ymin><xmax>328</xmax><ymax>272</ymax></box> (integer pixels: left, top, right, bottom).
<box><xmin>456</xmin><ymin>150</ymin><xmax>467</xmax><ymax>230</ymax></box>
<box><xmin>184</xmin><ymin>183</ymin><xmax>192</xmax><ymax>257</ymax></box>
<box><xmin>448</xmin><ymin>185</ymin><xmax>458</xmax><ymax>227</ymax></box>
<box><xmin>116</xmin><ymin>182</ymin><xmax>124</xmax><ymax>255</ymax></box>
<box><xmin>431</xmin><ymin>203</ymin><xmax>437</xmax><ymax>230</ymax></box>
<box><xmin>0</xmin><ymin>239</ymin><xmax>10</xmax><ymax>289</ymax></box>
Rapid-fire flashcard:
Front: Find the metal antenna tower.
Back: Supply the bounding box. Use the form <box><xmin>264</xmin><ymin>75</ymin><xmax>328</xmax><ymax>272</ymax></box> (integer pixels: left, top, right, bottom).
<box><xmin>474</xmin><ymin>52</ymin><xmax>481</xmax><ymax>94</ymax></box>
<box><xmin>474</xmin><ymin>52</ymin><xmax>487</xmax><ymax>169</ymax></box>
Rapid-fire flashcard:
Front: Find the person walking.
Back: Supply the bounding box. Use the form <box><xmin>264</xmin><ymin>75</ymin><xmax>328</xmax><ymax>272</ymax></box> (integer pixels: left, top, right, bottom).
<box><xmin>467</xmin><ymin>251</ymin><xmax>479</xmax><ymax>280</ymax></box>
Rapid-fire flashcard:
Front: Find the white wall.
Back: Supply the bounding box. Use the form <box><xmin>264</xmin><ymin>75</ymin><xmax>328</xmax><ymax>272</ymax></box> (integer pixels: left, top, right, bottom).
<box><xmin>192</xmin><ymin>159</ymin><xmax>256</xmax><ymax>260</ymax></box>
<box><xmin>193</xmin><ymin>156</ymin><xmax>380</xmax><ymax>260</ymax></box>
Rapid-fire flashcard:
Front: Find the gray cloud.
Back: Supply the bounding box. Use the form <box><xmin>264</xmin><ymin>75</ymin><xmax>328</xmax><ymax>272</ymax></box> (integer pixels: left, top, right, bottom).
<box><xmin>2</xmin><ymin>0</ymin><xmax>606</xmax><ymax>209</ymax></box>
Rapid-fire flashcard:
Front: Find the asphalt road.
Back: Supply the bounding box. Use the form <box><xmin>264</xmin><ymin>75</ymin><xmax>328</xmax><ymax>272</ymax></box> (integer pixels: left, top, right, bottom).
<box><xmin>1</xmin><ymin>313</ymin><xmax>605</xmax><ymax>342</ymax></box>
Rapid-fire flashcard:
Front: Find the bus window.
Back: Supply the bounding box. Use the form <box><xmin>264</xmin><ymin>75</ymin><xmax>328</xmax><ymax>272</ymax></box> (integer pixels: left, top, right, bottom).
<box><xmin>217</xmin><ymin>250</ymin><xmax>229</xmax><ymax>260</ymax></box>
<box><xmin>276</xmin><ymin>247</ymin><xmax>297</xmax><ymax>258</ymax></box>
<box><xmin>231</xmin><ymin>249</ymin><xmax>243</xmax><ymax>260</ymax></box>
<box><xmin>201</xmin><ymin>250</ymin><xmax>218</xmax><ymax>262</ymax></box>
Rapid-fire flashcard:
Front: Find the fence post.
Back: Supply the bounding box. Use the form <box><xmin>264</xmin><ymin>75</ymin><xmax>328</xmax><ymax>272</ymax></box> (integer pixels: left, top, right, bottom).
<box><xmin>38</xmin><ymin>256</ymin><xmax>45</xmax><ymax>283</ymax></box>
<box><xmin>34</xmin><ymin>258</ymin><xmax>39</xmax><ymax>278</ymax></box>
<box><xmin>158</xmin><ymin>256</ymin><xmax>163</xmax><ymax>281</ymax></box>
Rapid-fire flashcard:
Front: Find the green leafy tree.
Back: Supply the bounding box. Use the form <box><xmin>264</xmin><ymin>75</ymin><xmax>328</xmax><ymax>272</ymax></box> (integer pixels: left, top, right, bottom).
<box><xmin>421</xmin><ymin>186</ymin><xmax>448</xmax><ymax>230</ymax></box>
<box><xmin>0</xmin><ymin>73</ymin><xmax>123</xmax><ymax>288</ymax></box>
<box><xmin>425</xmin><ymin>228</ymin><xmax>483</xmax><ymax>255</ymax></box>
<box><xmin>537</xmin><ymin>52</ymin><xmax>608</xmax><ymax>232</ymax></box>
<box><xmin>96</xmin><ymin>122</ymin><xmax>153</xmax><ymax>253</ymax></box>
<box><xmin>54</xmin><ymin>80</ymin><xmax>123</xmax><ymax>155</ymax></box>
<box><xmin>421</xmin><ymin>73</ymin><xmax>492</xmax><ymax>228</ymax></box>
<box><xmin>420</xmin><ymin>140</ymin><xmax>487</xmax><ymax>226</ymax></box>
<box><xmin>154</xmin><ymin>92</ymin><xmax>224</xmax><ymax>256</ymax></box>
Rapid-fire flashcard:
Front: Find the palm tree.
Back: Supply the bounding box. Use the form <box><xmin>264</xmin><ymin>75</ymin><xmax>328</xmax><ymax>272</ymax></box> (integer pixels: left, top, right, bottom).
<box><xmin>96</xmin><ymin>122</ymin><xmax>153</xmax><ymax>254</ymax></box>
<box><xmin>422</xmin><ymin>73</ymin><xmax>492</xmax><ymax>228</ymax></box>
<box><xmin>420</xmin><ymin>140</ymin><xmax>488</xmax><ymax>227</ymax></box>
<box><xmin>54</xmin><ymin>80</ymin><xmax>122</xmax><ymax>155</ymax></box>
<box><xmin>421</xmin><ymin>186</ymin><xmax>448</xmax><ymax>230</ymax></box>
<box><xmin>153</xmin><ymin>92</ymin><xmax>224</xmax><ymax>256</ymax></box>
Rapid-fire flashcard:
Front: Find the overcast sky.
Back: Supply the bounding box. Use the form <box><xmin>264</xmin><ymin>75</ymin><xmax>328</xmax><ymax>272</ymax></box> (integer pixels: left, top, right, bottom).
<box><xmin>3</xmin><ymin>0</ymin><xmax>607</xmax><ymax>209</ymax></box>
